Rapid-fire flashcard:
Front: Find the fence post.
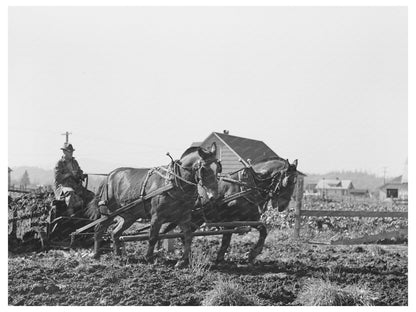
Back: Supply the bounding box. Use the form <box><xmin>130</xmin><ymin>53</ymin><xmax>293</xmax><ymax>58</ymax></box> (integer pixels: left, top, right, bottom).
<box><xmin>294</xmin><ymin>176</ymin><xmax>304</xmax><ymax>239</ymax></box>
<box><xmin>163</xmin><ymin>238</ymin><xmax>175</xmax><ymax>252</ymax></box>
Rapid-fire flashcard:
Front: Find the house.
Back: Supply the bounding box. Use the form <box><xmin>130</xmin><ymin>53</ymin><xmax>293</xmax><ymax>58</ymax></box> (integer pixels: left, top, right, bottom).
<box><xmin>378</xmin><ymin>159</ymin><xmax>408</xmax><ymax>201</ymax></box>
<box><xmin>315</xmin><ymin>178</ymin><xmax>354</xmax><ymax>197</ymax></box>
<box><xmin>193</xmin><ymin>131</ymin><xmax>284</xmax><ymax>174</ymax></box>
<box><xmin>349</xmin><ymin>189</ymin><xmax>370</xmax><ymax>197</ymax></box>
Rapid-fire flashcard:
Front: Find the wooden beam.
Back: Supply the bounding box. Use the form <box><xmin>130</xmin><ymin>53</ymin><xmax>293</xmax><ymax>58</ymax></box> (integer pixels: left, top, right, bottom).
<box><xmin>294</xmin><ymin>176</ymin><xmax>304</xmax><ymax>239</ymax></box>
<box><xmin>202</xmin><ymin>221</ymin><xmax>263</xmax><ymax>228</ymax></box>
<box><xmin>119</xmin><ymin>227</ymin><xmax>251</xmax><ymax>242</ymax></box>
<box><xmin>300</xmin><ymin>210</ymin><xmax>408</xmax><ymax>218</ymax></box>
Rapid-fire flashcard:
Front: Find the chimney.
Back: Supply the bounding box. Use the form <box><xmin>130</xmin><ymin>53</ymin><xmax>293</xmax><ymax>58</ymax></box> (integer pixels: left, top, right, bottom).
<box><xmin>223</xmin><ymin>130</ymin><xmax>229</xmax><ymax>135</ymax></box>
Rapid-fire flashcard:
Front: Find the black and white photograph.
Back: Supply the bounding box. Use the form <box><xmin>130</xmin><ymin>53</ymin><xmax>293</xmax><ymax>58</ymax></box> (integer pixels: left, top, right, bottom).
<box><xmin>5</xmin><ymin>1</ymin><xmax>411</xmax><ymax>307</ymax></box>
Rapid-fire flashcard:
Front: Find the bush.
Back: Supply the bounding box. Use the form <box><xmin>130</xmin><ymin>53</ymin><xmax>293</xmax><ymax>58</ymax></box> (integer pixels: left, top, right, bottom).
<box><xmin>202</xmin><ymin>279</ymin><xmax>260</xmax><ymax>306</ymax></box>
<box><xmin>295</xmin><ymin>278</ymin><xmax>377</xmax><ymax>306</ymax></box>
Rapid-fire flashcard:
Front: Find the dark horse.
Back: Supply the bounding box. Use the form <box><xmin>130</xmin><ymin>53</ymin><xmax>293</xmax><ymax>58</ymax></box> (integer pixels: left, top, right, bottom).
<box><xmin>163</xmin><ymin>157</ymin><xmax>299</xmax><ymax>264</ymax></box>
<box><xmin>86</xmin><ymin>143</ymin><xmax>221</xmax><ymax>267</ymax></box>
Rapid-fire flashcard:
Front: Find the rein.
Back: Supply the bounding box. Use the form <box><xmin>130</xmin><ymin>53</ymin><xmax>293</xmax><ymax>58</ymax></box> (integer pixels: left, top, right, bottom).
<box><xmin>219</xmin><ymin>166</ymin><xmax>288</xmax><ymax>211</ymax></box>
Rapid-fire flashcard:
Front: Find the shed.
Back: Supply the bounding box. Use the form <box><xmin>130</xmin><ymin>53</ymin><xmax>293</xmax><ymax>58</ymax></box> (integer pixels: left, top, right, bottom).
<box><xmin>378</xmin><ymin>159</ymin><xmax>408</xmax><ymax>201</ymax></box>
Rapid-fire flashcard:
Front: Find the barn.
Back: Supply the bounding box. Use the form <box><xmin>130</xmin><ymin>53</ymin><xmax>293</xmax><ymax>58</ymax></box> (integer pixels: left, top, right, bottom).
<box><xmin>191</xmin><ymin>131</ymin><xmax>284</xmax><ymax>174</ymax></box>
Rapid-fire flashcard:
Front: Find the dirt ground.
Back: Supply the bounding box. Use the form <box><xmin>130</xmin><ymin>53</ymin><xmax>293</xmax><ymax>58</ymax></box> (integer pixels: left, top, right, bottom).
<box><xmin>8</xmin><ymin>230</ymin><xmax>408</xmax><ymax>306</ymax></box>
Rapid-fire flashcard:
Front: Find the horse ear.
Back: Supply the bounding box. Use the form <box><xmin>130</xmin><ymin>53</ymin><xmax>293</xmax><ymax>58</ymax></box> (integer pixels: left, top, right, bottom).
<box><xmin>292</xmin><ymin>159</ymin><xmax>298</xmax><ymax>168</ymax></box>
<box><xmin>210</xmin><ymin>142</ymin><xmax>217</xmax><ymax>155</ymax></box>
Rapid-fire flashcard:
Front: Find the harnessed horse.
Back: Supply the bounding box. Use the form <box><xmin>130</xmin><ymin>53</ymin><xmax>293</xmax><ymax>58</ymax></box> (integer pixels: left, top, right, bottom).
<box><xmin>86</xmin><ymin>143</ymin><xmax>221</xmax><ymax>267</ymax></box>
<box><xmin>163</xmin><ymin>157</ymin><xmax>299</xmax><ymax>264</ymax></box>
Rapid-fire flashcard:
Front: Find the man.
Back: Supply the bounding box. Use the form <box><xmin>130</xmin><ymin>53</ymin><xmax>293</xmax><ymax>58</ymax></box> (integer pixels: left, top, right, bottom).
<box><xmin>54</xmin><ymin>143</ymin><xmax>93</xmax><ymax>214</ymax></box>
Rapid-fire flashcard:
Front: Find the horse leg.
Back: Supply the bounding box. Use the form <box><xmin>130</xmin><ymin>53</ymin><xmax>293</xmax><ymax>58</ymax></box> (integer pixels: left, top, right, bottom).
<box><xmin>248</xmin><ymin>224</ymin><xmax>268</xmax><ymax>263</ymax></box>
<box><xmin>175</xmin><ymin>222</ymin><xmax>192</xmax><ymax>268</ymax></box>
<box><xmin>93</xmin><ymin>219</ymin><xmax>111</xmax><ymax>259</ymax></box>
<box><xmin>146</xmin><ymin>219</ymin><xmax>162</xmax><ymax>263</ymax></box>
<box><xmin>216</xmin><ymin>232</ymin><xmax>232</xmax><ymax>264</ymax></box>
<box><xmin>110</xmin><ymin>215</ymin><xmax>129</xmax><ymax>256</ymax></box>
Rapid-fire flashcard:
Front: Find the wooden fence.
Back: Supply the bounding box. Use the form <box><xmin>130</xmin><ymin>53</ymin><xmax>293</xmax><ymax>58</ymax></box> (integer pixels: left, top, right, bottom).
<box><xmin>293</xmin><ymin>176</ymin><xmax>408</xmax><ymax>241</ymax></box>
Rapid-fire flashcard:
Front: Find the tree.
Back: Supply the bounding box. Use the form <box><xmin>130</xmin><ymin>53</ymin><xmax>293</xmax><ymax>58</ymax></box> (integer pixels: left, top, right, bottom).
<box><xmin>20</xmin><ymin>170</ymin><xmax>31</xmax><ymax>188</ymax></box>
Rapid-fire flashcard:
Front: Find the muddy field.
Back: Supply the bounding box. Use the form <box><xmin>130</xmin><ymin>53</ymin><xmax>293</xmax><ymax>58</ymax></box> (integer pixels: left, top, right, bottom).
<box><xmin>8</xmin><ymin>228</ymin><xmax>407</xmax><ymax>306</ymax></box>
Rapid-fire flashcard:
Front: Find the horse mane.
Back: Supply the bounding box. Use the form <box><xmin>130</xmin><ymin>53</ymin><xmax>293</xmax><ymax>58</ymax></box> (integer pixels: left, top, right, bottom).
<box><xmin>255</xmin><ymin>155</ymin><xmax>286</xmax><ymax>165</ymax></box>
<box><xmin>180</xmin><ymin>146</ymin><xmax>199</xmax><ymax>159</ymax></box>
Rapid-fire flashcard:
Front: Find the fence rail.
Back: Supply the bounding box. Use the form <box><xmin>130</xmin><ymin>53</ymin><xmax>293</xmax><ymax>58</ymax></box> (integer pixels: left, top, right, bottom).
<box><xmin>293</xmin><ymin>177</ymin><xmax>408</xmax><ymax>240</ymax></box>
<box><xmin>300</xmin><ymin>210</ymin><xmax>407</xmax><ymax>218</ymax></box>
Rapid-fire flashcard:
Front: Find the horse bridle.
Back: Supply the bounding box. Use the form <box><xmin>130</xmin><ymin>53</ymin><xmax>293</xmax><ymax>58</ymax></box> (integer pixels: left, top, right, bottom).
<box><xmin>169</xmin><ymin>157</ymin><xmax>222</xmax><ymax>195</ymax></box>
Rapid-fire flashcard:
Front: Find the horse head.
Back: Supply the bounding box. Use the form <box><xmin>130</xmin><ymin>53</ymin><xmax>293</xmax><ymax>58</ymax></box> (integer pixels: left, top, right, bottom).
<box><xmin>252</xmin><ymin>157</ymin><xmax>298</xmax><ymax>212</ymax></box>
<box><xmin>271</xmin><ymin>159</ymin><xmax>298</xmax><ymax>211</ymax></box>
<box><xmin>179</xmin><ymin>142</ymin><xmax>221</xmax><ymax>202</ymax></box>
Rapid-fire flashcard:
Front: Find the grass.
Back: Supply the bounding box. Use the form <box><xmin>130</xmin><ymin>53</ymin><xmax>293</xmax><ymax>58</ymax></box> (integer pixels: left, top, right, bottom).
<box><xmin>202</xmin><ymin>279</ymin><xmax>261</xmax><ymax>306</ymax></box>
<box><xmin>188</xmin><ymin>248</ymin><xmax>212</xmax><ymax>276</ymax></box>
<box><xmin>295</xmin><ymin>278</ymin><xmax>377</xmax><ymax>306</ymax></box>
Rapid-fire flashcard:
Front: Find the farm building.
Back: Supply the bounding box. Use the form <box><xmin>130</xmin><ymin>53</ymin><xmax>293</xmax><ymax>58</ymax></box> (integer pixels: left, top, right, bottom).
<box><xmin>349</xmin><ymin>189</ymin><xmax>370</xmax><ymax>197</ymax></box>
<box><xmin>315</xmin><ymin>178</ymin><xmax>354</xmax><ymax>197</ymax></box>
<box><xmin>378</xmin><ymin>159</ymin><xmax>408</xmax><ymax>201</ymax></box>
<box><xmin>193</xmin><ymin>131</ymin><xmax>284</xmax><ymax>174</ymax></box>
<box><xmin>191</xmin><ymin>131</ymin><xmax>305</xmax><ymax>176</ymax></box>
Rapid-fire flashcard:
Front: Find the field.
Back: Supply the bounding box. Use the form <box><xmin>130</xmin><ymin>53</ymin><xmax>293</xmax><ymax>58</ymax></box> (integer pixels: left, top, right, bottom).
<box><xmin>8</xmin><ymin>197</ymin><xmax>408</xmax><ymax>306</ymax></box>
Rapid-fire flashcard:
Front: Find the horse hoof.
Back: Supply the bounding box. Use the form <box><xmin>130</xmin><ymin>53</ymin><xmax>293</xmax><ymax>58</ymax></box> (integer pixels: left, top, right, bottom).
<box><xmin>145</xmin><ymin>256</ymin><xmax>154</xmax><ymax>264</ymax></box>
<box><xmin>175</xmin><ymin>260</ymin><xmax>189</xmax><ymax>269</ymax></box>
<box><xmin>93</xmin><ymin>253</ymin><xmax>101</xmax><ymax>260</ymax></box>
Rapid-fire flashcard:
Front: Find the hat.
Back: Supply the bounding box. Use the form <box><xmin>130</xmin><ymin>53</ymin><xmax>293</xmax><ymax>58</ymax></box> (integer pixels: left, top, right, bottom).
<box><xmin>61</xmin><ymin>143</ymin><xmax>75</xmax><ymax>152</ymax></box>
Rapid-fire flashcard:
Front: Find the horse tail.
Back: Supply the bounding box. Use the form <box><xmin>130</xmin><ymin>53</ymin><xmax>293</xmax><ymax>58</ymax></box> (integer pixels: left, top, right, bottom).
<box><xmin>85</xmin><ymin>180</ymin><xmax>106</xmax><ymax>220</ymax></box>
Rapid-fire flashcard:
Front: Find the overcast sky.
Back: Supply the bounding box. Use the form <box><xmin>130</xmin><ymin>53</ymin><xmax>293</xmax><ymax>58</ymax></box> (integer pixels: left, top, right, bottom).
<box><xmin>8</xmin><ymin>6</ymin><xmax>408</xmax><ymax>177</ymax></box>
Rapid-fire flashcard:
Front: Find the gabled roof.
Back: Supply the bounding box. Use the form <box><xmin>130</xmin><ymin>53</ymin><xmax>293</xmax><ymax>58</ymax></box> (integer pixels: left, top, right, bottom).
<box><xmin>388</xmin><ymin>175</ymin><xmax>404</xmax><ymax>184</ymax></box>
<box><xmin>315</xmin><ymin>179</ymin><xmax>353</xmax><ymax>190</ymax></box>
<box><xmin>212</xmin><ymin>132</ymin><xmax>283</xmax><ymax>165</ymax></box>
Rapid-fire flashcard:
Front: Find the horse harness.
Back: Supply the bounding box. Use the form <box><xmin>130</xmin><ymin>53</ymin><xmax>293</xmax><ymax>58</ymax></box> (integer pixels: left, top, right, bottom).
<box><xmin>218</xmin><ymin>165</ymin><xmax>292</xmax><ymax>214</ymax></box>
<box><xmin>98</xmin><ymin>157</ymin><xmax>221</xmax><ymax>213</ymax></box>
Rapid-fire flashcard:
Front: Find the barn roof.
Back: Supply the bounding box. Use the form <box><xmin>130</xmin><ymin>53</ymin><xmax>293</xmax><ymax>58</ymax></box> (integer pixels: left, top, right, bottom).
<box><xmin>211</xmin><ymin>132</ymin><xmax>283</xmax><ymax>165</ymax></box>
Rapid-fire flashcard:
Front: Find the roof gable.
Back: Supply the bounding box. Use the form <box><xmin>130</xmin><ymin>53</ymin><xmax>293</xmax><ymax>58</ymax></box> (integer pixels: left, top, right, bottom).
<box><xmin>212</xmin><ymin>132</ymin><xmax>282</xmax><ymax>165</ymax></box>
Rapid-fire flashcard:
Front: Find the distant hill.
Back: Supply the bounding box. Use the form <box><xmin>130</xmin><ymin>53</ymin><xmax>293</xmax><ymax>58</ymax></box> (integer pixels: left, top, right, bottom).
<box><xmin>10</xmin><ymin>166</ymin><xmax>388</xmax><ymax>193</ymax></box>
<box><xmin>304</xmin><ymin>170</ymin><xmax>386</xmax><ymax>191</ymax></box>
<box><xmin>10</xmin><ymin>165</ymin><xmax>106</xmax><ymax>193</ymax></box>
<box><xmin>10</xmin><ymin>166</ymin><xmax>54</xmax><ymax>186</ymax></box>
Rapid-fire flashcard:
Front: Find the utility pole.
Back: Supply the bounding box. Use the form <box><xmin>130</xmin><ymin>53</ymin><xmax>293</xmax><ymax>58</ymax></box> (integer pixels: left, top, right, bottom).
<box><xmin>61</xmin><ymin>131</ymin><xmax>72</xmax><ymax>144</ymax></box>
<box><xmin>382</xmin><ymin>166</ymin><xmax>387</xmax><ymax>185</ymax></box>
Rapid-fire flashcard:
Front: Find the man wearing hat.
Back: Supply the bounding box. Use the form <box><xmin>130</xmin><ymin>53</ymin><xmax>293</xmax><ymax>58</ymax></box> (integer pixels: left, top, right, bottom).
<box><xmin>54</xmin><ymin>143</ymin><xmax>93</xmax><ymax>214</ymax></box>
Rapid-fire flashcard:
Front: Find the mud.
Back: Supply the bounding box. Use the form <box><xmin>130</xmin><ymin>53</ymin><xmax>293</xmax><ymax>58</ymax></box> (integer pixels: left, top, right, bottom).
<box><xmin>8</xmin><ymin>235</ymin><xmax>407</xmax><ymax>306</ymax></box>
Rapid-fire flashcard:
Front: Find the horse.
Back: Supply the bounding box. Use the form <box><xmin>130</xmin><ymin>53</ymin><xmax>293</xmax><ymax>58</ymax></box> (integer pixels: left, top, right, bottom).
<box><xmin>86</xmin><ymin>143</ymin><xmax>221</xmax><ymax>268</ymax></box>
<box><xmin>162</xmin><ymin>157</ymin><xmax>299</xmax><ymax>264</ymax></box>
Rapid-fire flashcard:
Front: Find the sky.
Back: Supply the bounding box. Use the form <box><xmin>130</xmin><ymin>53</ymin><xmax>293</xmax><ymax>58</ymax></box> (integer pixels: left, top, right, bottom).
<box><xmin>8</xmin><ymin>6</ymin><xmax>408</xmax><ymax>177</ymax></box>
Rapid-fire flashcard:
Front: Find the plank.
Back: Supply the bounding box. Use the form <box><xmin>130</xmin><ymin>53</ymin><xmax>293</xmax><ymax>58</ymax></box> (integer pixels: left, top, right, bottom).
<box><xmin>119</xmin><ymin>227</ymin><xmax>251</xmax><ymax>242</ymax></box>
<box><xmin>202</xmin><ymin>221</ymin><xmax>264</xmax><ymax>228</ymax></box>
<box><xmin>300</xmin><ymin>210</ymin><xmax>408</xmax><ymax>218</ymax></box>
